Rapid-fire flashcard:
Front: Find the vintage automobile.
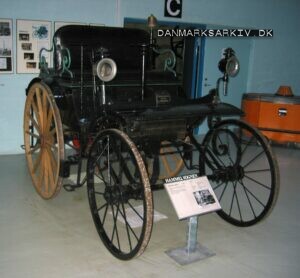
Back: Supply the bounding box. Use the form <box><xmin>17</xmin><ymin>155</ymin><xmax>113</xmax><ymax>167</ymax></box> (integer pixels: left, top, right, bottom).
<box><xmin>23</xmin><ymin>23</ymin><xmax>279</xmax><ymax>260</ymax></box>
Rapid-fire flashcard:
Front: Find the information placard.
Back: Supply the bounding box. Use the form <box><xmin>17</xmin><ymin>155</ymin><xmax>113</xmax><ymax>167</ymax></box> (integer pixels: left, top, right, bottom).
<box><xmin>16</xmin><ymin>19</ymin><xmax>52</xmax><ymax>73</ymax></box>
<box><xmin>164</xmin><ymin>174</ymin><xmax>221</xmax><ymax>220</ymax></box>
<box><xmin>0</xmin><ymin>18</ymin><xmax>13</xmax><ymax>73</ymax></box>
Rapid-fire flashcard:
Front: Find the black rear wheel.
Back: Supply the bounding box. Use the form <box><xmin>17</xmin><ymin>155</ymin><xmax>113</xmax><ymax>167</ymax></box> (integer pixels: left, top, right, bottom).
<box><xmin>203</xmin><ymin>119</ymin><xmax>279</xmax><ymax>226</ymax></box>
<box><xmin>87</xmin><ymin>129</ymin><xmax>153</xmax><ymax>260</ymax></box>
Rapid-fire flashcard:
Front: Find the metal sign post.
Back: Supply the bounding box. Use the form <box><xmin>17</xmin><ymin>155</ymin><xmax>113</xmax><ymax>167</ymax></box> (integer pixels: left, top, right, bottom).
<box><xmin>165</xmin><ymin>216</ymin><xmax>215</xmax><ymax>265</ymax></box>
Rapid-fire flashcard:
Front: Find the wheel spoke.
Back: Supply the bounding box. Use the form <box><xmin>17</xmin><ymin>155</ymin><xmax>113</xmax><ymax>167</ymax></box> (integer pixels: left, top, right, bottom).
<box><xmin>95</xmin><ymin>141</ymin><xmax>109</xmax><ymax>165</ymax></box>
<box><xmin>106</xmin><ymin>136</ymin><xmax>112</xmax><ymax>186</ymax></box>
<box><xmin>27</xmin><ymin>143</ymin><xmax>41</xmax><ymax>155</ymax></box>
<box><xmin>244</xmin><ymin>174</ymin><xmax>271</xmax><ymax>190</ymax></box>
<box><xmin>95</xmin><ymin>172</ymin><xmax>107</xmax><ymax>185</ymax></box>
<box><xmin>114</xmin><ymin>139</ymin><xmax>126</xmax><ymax>184</ymax></box>
<box><xmin>127</xmin><ymin>201</ymin><xmax>144</xmax><ymax>221</ymax></box>
<box><xmin>117</xmin><ymin>207</ymin><xmax>139</xmax><ymax>241</ymax></box>
<box><xmin>239</xmin><ymin>179</ymin><xmax>257</xmax><ymax>219</ymax></box>
<box><xmin>46</xmin><ymin>149</ymin><xmax>55</xmax><ymax>190</ymax></box>
<box><xmin>119</xmin><ymin>202</ymin><xmax>133</xmax><ymax>252</ymax></box>
<box><xmin>45</xmin><ymin>108</ymin><xmax>53</xmax><ymax>133</ymax></box>
<box><xmin>32</xmin><ymin>150</ymin><xmax>42</xmax><ymax>173</ymax></box>
<box><xmin>37</xmin><ymin>149</ymin><xmax>45</xmax><ymax>190</ymax></box>
<box><xmin>233</xmin><ymin>181</ymin><xmax>243</xmax><ymax>222</ymax></box>
<box><xmin>229</xmin><ymin>182</ymin><xmax>236</xmax><ymax>217</ymax></box>
<box><xmin>243</xmin><ymin>149</ymin><xmax>265</xmax><ymax>169</ymax></box>
<box><xmin>31</xmin><ymin>100</ymin><xmax>42</xmax><ymax>130</ymax></box>
<box><xmin>161</xmin><ymin>155</ymin><xmax>172</xmax><ymax>176</ymax></box>
<box><xmin>216</xmin><ymin>134</ymin><xmax>235</xmax><ymax>165</ymax></box>
<box><xmin>35</xmin><ymin>87</ymin><xmax>44</xmax><ymax>130</ymax></box>
<box><xmin>240</xmin><ymin>182</ymin><xmax>266</xmax><ymax>208</ymax></box>
<box><xmin>43</xmin><ymin>149</ymin><xmax>50</xmax><ymax>194</ymax></box>
<box><xmin>119</xmin><ymin>154</ymin><xmax>135</xmax><ymax>185</ymax></box>
<box><xmin>244</xmin><ymin>169</ymin><xmax>270</xmax><ymax>174</ymax></box>
<box><xmin>241</xmin><ymin>135</ymin><xmax>255</xmax><ymax>156</ymax></box>
<box><xmin>212</xmin><ymin>182</ymin><xmax>224</xmax><ymax>191</ymax></box>
<box><xmin>42</xmin><ymin>88</ymin><xmax>48</xmax><ymax>133</ymax></box>
<box><xmin>206</xmin><ymin>145</ymin><xmax>226</xmax><ymax>168</ymax></box>
<box><xmin>50</xmin><ymin>144</ymin><xmax>58</xmax><ymax>155</ymax></box>
<box><xmin>218</xmin><ymin>181</ymin><xmax>228</xmax><ymax>202</ymax></box>
<box><xmin>25</xmin><ymin>130</ymin><xmax>40</xmax><ymax>139</ymax></box>
<box><xmin>49</xmin><ymin>127</ymin><xmax>57</xmax><ymax>137</ymax></box>
<box><xmin>170</xmin><ymin>151</ymin><xmax>181</xmax><ymax>164</ymax></box>
<box><xmin>110</xmin><ymin>203</ymin><xmax>121</xmax><ymax>251</ymax></box>
<box><xmin>101</xmin><ymin>203</ymin><xmax>109</xmax><ymax>226</ymax></box>
<box><xmin>46</xmin><ymin>146</ymin><xmax>58</xmax><ymax>175</ymax></box>
<box><xmin>28</xmin><ymin>113</ymin><xmax>41</xmax><ymax>134</ymax></box>
<box><xmin>97</xmin><ymin>202</ymin><xmax>109</xmax><ymax>212</ymax></box>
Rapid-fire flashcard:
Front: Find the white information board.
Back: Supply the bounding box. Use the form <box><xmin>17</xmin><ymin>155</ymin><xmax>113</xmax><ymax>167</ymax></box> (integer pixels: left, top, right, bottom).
<box><xmin>164</xmin><ymin>174</ymin><xmax>221</xmax><ymax>220</ymax></box>
<box><xmin>0</xmin><ymin>18</ymin><xmax>13</xmax><ymax>73</ymax></box>
<box><xmin>16</xmin><ymin>19</ymin><xmax>51</xmax><ymax>73</ymax></box>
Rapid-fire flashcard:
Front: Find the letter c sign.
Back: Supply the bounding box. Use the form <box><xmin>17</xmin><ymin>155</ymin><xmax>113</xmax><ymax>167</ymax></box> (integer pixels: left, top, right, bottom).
<box><xmin>164</xmin><ymin>0</ymin><xmax>182</xmax><ymax>18</ymax></box>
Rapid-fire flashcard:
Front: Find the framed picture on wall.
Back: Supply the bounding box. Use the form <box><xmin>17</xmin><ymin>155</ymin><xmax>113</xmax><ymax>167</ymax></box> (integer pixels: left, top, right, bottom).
<box><xmin>16</xmin><ymin>19</ymin><xmax>52</xmax><ymax>73</ymax></box>
<box><xmin>0</xmin><ymin>18</ymin><xmax>13</xmax><ymax>74</ymax></box>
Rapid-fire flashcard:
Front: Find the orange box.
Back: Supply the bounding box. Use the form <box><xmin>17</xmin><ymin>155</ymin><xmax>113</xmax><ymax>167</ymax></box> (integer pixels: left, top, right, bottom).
<box><xmin>242</xmin><ymin>93</ymin><xmax>300</xmax><ymax>143</ymax></box>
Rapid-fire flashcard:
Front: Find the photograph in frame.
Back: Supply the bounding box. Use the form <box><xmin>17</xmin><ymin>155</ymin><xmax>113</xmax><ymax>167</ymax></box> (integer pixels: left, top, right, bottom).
<box><xmin>0</xmin><ymin>18</ymin><xmax>13</xmax><ymax>73</ymax></box>
<box><xmin>16</xmin><ymin>19</ymin><xmax>51</xmax><ymax>73</ymax></box>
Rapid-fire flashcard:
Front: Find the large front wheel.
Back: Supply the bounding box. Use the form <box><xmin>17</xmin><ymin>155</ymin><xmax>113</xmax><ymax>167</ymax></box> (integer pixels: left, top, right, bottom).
<box><xmin>203</xmin><ymin>119</ymin><xmax>280</xmax><ymax>226</ymax></box>
<box><xmin>87</xmin><ymin>129</ymin><xmax>153</xmax><ymax>260</ymax></box>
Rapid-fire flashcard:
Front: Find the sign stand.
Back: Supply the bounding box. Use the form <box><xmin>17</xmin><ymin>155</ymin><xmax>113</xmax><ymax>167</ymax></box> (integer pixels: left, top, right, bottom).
<box><xmin>164</xmin><ymin>175</ymin><xmax>220</xmax><ymax>265</ymax></box>
<box><xmin>165</xmin><ymin>216</ymin><xmax>215</xmax><ymax>265</ymax></box>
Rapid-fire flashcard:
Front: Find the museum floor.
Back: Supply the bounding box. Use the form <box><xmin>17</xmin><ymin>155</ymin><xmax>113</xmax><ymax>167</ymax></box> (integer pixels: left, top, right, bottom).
<box><xmin>0</xmin><ymin>146</ymin><xmax>299</xmax><ymax>278</ymax></box>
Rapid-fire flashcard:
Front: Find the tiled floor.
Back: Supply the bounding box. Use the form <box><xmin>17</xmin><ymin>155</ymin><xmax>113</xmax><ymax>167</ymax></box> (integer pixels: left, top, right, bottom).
<box><xmin>0</xmin><ymin>146</ymin><xmax>299</xmax><ymax>277</ymax></box>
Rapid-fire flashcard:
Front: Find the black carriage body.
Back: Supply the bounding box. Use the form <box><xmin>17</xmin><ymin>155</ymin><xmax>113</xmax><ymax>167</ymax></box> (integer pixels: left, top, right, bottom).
<box><xmin>35</xmin><ymin>25</ymin><xmax>242</xmax><ymax>143</ymax></box>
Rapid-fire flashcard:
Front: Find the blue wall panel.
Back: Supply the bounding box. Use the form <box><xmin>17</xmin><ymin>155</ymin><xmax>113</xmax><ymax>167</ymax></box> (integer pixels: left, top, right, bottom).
<box><xmin>0</xmin><ymin>0</ymin><xmax>299</xmax><ymax>154</ymax></box>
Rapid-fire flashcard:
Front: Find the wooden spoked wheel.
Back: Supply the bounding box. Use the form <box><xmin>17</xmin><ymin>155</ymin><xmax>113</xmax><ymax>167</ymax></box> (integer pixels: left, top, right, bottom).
<box><xmin>23</xmin><ymin>82</ymin><xmax>65</xmax><ymax>199</ymax></box>
<box><xmin>148</xmin><ymin>141</ymin><xmax>185</xmax><ymax>182</ymax></box>
<box><xmin>158</xmin><ymin>141</ymin><xmax>185</xmax><ymax>179</ymax></box>
<box><xmin>87</xmin><ymin>129</ymin><xmax>153</xmax><ymax>260</ymax></box>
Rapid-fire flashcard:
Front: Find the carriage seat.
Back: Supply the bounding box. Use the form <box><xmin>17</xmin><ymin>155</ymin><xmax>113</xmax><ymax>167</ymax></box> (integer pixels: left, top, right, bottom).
<box><xmin>53</xmin><ymin>25</ymin><xmax>150</xmax><ymax>76</ymax></box>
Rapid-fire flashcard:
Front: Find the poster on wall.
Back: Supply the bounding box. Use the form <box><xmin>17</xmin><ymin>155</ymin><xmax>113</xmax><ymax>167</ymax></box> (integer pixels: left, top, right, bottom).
<box><xmin>16</xmin><ymin>19</ymin><xmax>51</xmax><ymax>73</ymax></box>
<box><xmin>0</xmin><ymin>18</ymin><xmax>13</xmax><ymax>73</ymax></box>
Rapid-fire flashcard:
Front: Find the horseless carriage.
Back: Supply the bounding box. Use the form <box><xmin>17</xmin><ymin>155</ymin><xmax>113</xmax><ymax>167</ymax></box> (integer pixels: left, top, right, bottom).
<box><xmin>23</xmin><ymin>23</ymin><xmax>279</xmax><ymax>260</ymax></box>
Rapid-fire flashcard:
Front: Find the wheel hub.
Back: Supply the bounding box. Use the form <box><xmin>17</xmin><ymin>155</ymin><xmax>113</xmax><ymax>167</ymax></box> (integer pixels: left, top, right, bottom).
<box><xmin>103</xmin><ymin>185</ymin><xmax>142</xmax><ymax>205</ymax></box>
<box><xmin>104</xmin><ymin>186</ymin><xmax>122</xmax><ymax>205</ymax></box>
<box><xmin>40</xmin><ymin>134</ymin><xmax>54</xmax><ymax>149</ymax></box>
<box><xmin>227</xmin><ymin>165</ymin><xmax>244</xmax><ymax>181</ymax></box>
<box><xmin>214</xmin><ymin>165</ymin><xmax>244</xmax><ymax>182</ymax></box>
